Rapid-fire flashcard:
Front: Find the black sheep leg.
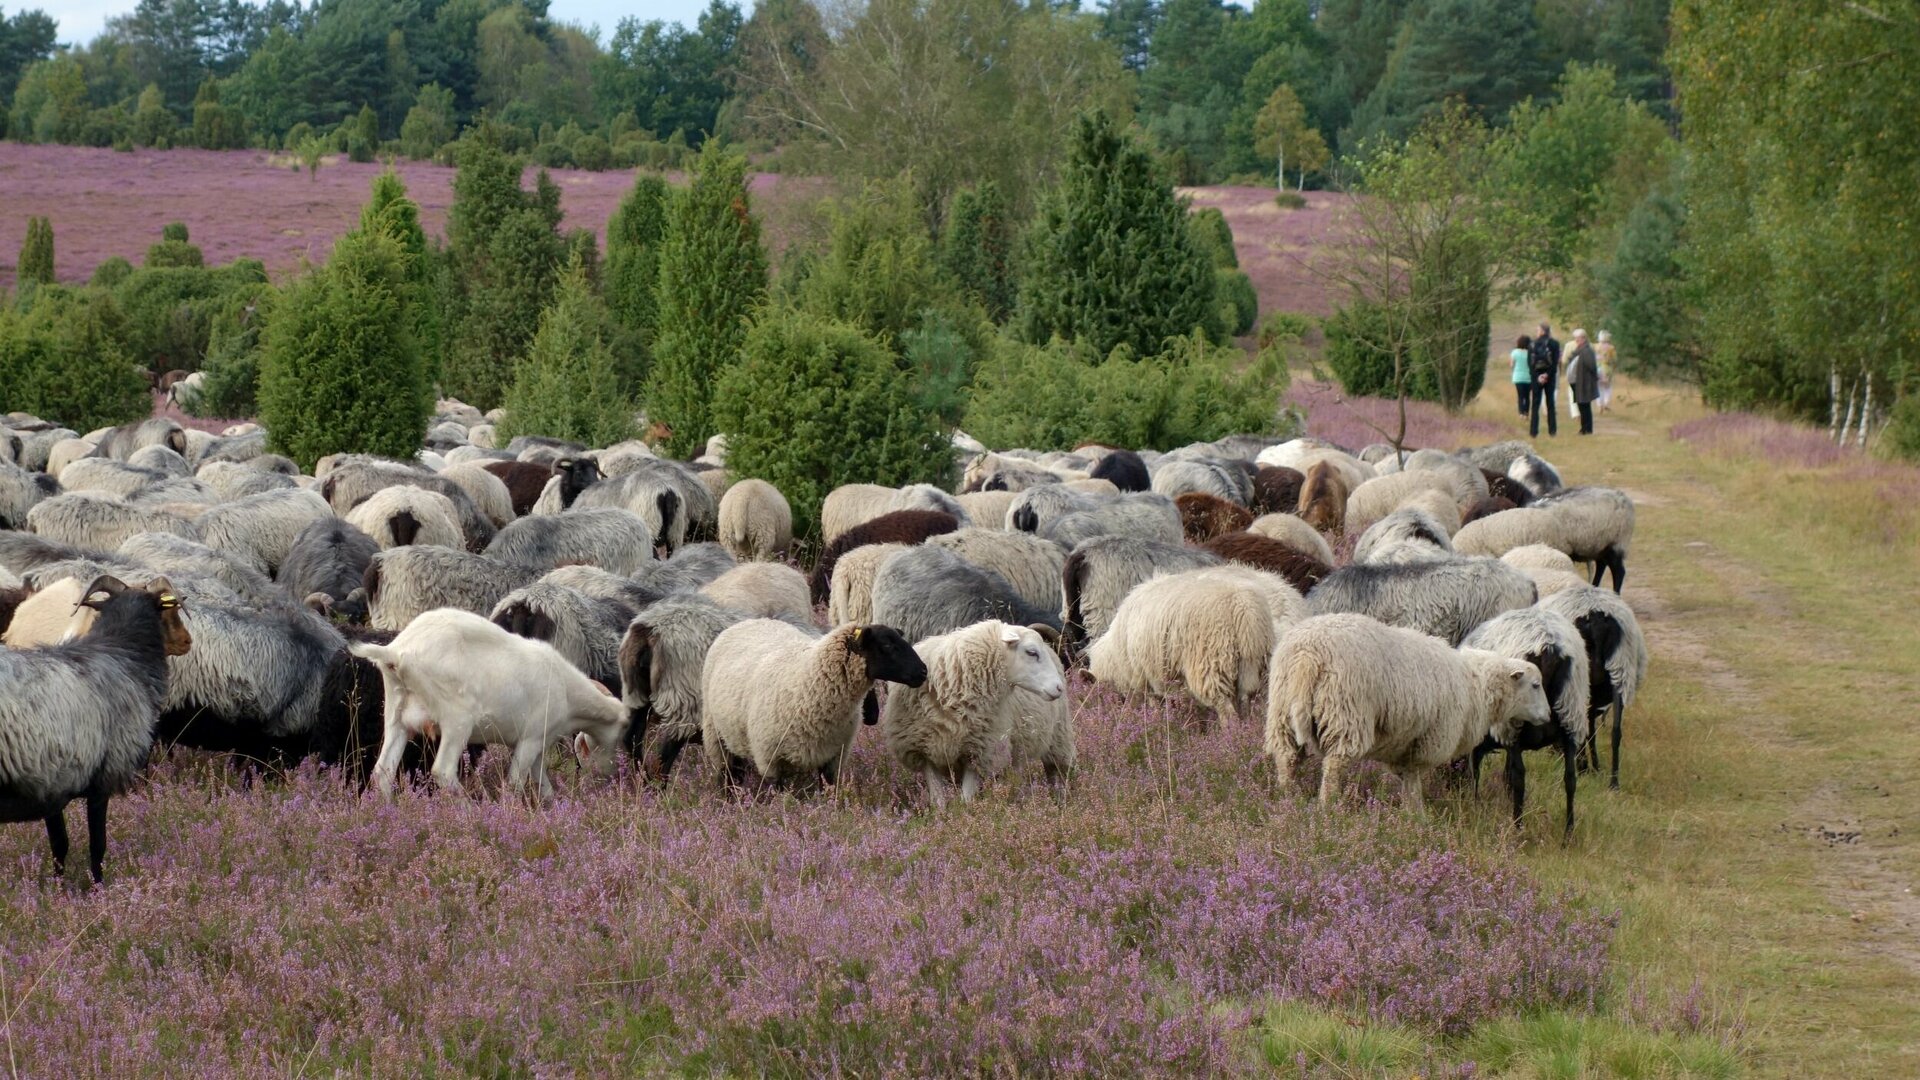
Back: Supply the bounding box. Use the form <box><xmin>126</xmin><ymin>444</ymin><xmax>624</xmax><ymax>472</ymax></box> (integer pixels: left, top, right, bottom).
<box><xmin>818</xmin><ymin>756</ymin><xmax>840</xmax><ymax>788</ymax></box>
<box><xmin>85</xmin><ymin>789</ymin><xmax>109</xmax><ymax>883</ymax></box>
<box><xmin>1609</xmin><ymin>700</ymin><xmax>1624</xmax><ymax>790</ymax></box>
<box><xmin>44</xmin><ymin>809</ymin><xmax>69</xmax><ymax>877</ymax></box>
<box><xmin>1503</xmin><ymin>746</ymin><xmax>1527</xmax><ymax>828</ymax></box>
<box><xmin>1590</xmin><ymin>558</ymin><xmax>1606</xmax><ymax>587</ymax></box>
<box><xmin>1609</xmin><ymin>550</ymin><xmax>1627</xmax><ymax>594</ymax></box>
<box><xmin>1470</xmin><ymin>737</ymin><xmax>1496</xmax><ymax>789</ymax></box>
<box><xmin>1560</xmin><ymin>730</ymin><xmax>1579</xmax><ymax>841</ymax></box>
<box><xmin>650</xmin><ymin>736</ymin><xmax>691</xmax><ymax>784</ymax></box>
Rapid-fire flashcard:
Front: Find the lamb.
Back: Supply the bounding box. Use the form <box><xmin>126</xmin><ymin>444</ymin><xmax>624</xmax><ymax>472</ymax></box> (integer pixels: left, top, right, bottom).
<box><xmin>1042</xmin><ymin>492</ymin><xmax>1183</xmax><ymax>550</ymax></box>
<box><xmin>1176</xmin><ymin>492</ymin><xmax>1255</xmax><ymax>543</ymax></box>
<box><xmin>619</xmin><ymin>595</ymin><xmax>762</xmax><ymax>781</ymax></box>
<box><xmin>0</xmin><ymin>461</ymin><xmax>59</xmax><ymax>531</ymax></box>
<box><xmin>870</xmin><ymin>545</ymin><xmax>1061</xmax><ymax>644</ymax></box>
<box><xmin>1451</xmin><ymin>487</ymin><xmax>1635</xmax><ymax>592</ymax></box>
<box><xmin>279</xmin><ymin>518</ymin><xmax>380</xmax><ymax>614</ymax></box>
<box><xmin>1462</xmin><ymin>608</ymin><xmax>1590</xmax><ymax>838</ymax></box>
<box><xmin>1308</xmin><ymin>556</ymin><xmax>1537</xmax><ymax>645</ymax></box>
<box><xmin>195</xmin><ymin>488</ymin><xmax>336</xmax><ymax>577</ymax></box>
<box><xmin>1058</xmin><ymin>536</ymin><xmax>1221</xmax><ymax>658</ymax></box>
<box><xmin>954</xmin><ymin>491</ymin><xmax>1016</xmax><ymax>532</ymax></box>
<box><xmin>1250</xmin><ymin>465</ymin><xmax>1305</xmax><ymax>515</ymax></box>
<box><xmin>1247</xmin><ymin>512</ymin><xmax>1336</xmax><ymax>564</ymax></box>
<box><xmin>926</xmin><ymin>528</ymin><xmax>1066</xmax><ymax>615</ymax></box>
<box><xmin>1350</xmin><ymin>507</ymin><xmax>1456</xmax><ymax>566</ymax></box>
<box><xmin>882</xmin><ymin>621</ymin><xmax>1067</xmax><ymax>808</ymax></box>
<box><xmin>1296</xmin><ymin>461</ymin><xmax>1350</xmax><ymax>535</ymax></box>
<box><xmin>807</xmin><ymin>509</ymin><xmax>960</xmax><ymax>603</ymax></box>
<box><xmin>26</xmin><ymin>492</ymin><xmax>199</xmax><ymax>550</ymax></box>
<box><xmin>490</xmin><ymin>580</ymin><xmax>636</xmax><ymax>692</ymax></box>
<box><xmin>0</xmin><ymin>575</ymin><xmax>191</xmax><ymax>882</ymax></box>
<box><xmin>1266</xmin><ymin>613</ymin><xmax>1550</xmax><ymax>808</ymax></box>
<box><xmin>1087</xmin><ymin>448</ymin><xmax>1150</xmax><ymax>492</ymax></box>
<box><xmin>1539</xmin><ymin>585</ymin><xmax>1648</xmax><ymax>791</ymax></box>
<box><xmin>439</xmin><ymin>462</ymin><xmax>517</xmax><ymax>529</ymax></box>
<box><xmin>362</xmin><ymin>545</ymin><xmax>543</xmax><ymax>631</ymax></box>
<box><xmin>701</xmin><ymin>620</ymin><xmax>926</xmax><ymax>788</ymax></box>
<box><xmin>90</xmin><ymin>419</ymin><xmax>187</xmax><ymax>462</ymax></box>
<box><xmin>484</xmin><ymin>507</ymin><xmax>657</xmax><ymax>576</ymax></box>
<box><xmin>1200</xmin><ymin>531</ymin><xmax>1332</xmax><ymax>592</ymax></box>
<box><xmin>1089</xmin><ymin>566</ymin><xmax>1303</xmax><ymax>723</ymax></box>
<box><xmin>717</xmin><ymin>478</ymin><xmax>793</xmax><ymax>561</ymax></box>
<box><xmin>352</xmin><ymin>609</ymin><xmax>630</xmax><ymax>801</ymax></box>
<box><xmin>345</xmin><ymin>485</ymin><xmax>465</xmax><ymax>551</ymax></box>
<box><xmin>826</xmin><ymin>543</ymin><xmax>909</xmax><ymax>627</ymax></box>
<box><xmin>699</xmin><ymin>562</ymin><xmax>813</xmax><ymax>624</ymax></box>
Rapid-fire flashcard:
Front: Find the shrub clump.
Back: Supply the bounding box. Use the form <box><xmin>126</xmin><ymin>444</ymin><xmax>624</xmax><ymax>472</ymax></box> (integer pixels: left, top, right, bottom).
<box><xmin>0</xmin><ymin>288</ymin><xmax>149</xmax><ymax>431</ymax></box>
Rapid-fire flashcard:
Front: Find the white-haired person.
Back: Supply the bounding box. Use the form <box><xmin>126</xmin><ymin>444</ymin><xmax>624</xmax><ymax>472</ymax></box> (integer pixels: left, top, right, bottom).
<box><xmin>1564</xmin><ymin>329</ymin><xmax>1599</xmax><ymax>435</ymax></box>
<box><xmin>1594</xmin><ymin>330</ymin><xmax>1617</xmax><ymax>411</ymax></box>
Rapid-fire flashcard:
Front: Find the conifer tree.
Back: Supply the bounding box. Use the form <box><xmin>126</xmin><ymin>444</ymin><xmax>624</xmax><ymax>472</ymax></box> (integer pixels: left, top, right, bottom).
<box><xmin>941</xmin><ymin>181</ymin><xmax>1016</xmax><ymax>322</ymax></box>
<box><xmin>16</xmin><ymin>215</ymin><xmax>53</xmax><ymax>286</ymax></box>
<box><xmin>498</xmin><ymin>259</ymin><xmax>639</xmax><ymax>447</ymax></box>
<box><xmin>1015</xmin><ymin>111</ymin><xmax>1220</xmax><ymax>358</ymax></box>
<box><xmin>603</xmin><ymin>172</ymin><xmax>670</xmax><ymax>392</ymax></box>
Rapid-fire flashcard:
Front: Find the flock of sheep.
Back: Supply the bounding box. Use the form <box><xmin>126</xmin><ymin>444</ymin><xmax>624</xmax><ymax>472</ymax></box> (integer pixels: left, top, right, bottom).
<box><xmin>0</xmin><ymin>402</ymin><xmax>1646</xmax><ymax>883</ymax></box>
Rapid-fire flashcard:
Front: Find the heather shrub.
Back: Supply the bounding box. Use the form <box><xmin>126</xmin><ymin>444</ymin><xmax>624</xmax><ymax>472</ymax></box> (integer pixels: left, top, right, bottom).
<box><xmin>16</xmin><ymin>215</ymin><xmax>53</xmax><ymax>286</ymax></box>
<box><xmin>497</xmin><ymin>261</ymin><xmax>639</xmax><ymax>447</ymax></box>
<box><xmin>258</xmin><ymin>230</ymin><xmax>430</xmax><ymax>469</ymax></box>
<box><xmin>713</xmin><ymin>309</ymin><xmax>950</xmax><ymax>542</ymax></box>
<box><xmin>646</xmin><ymin>141</ymin><xmax>767</xmax><ymax>457</ymax></box>
<box><xmin>0</xmin><ymin>288</ymin><xmax>148</xmax><ymax>431</ymax></box>
<box><xmin>1274</xmin><ymin>190</ymin><xmax>1308</xmax><ymax>209</ymax></box>
<box><xmin>965</xmin><ymin>331</ymin><xmax>1286</xmax><ymax>451</ymax></box>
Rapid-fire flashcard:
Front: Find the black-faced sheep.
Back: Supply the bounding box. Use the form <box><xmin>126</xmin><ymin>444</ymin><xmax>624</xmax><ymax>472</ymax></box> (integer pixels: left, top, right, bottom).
<box><xmin>1087</xmin><ymin>448</ymin><xmax>1150</xmax><ymax>492</ymax></box>
<box><xmin>1266</xmin><ymin>612</ymin><xmax>1550</xmax><ymax>808</ymax></box>
<box><xmin>1539</xmin><ymin>585</ymin><xmax>1648</xmax><ymax>790</ymax></box>
<box><xmin>0</xmin><ymin>575</ymin><xmax>191</xmax><ymax>882</ymax></box>
<box><xmin>701</xmin><ymin>621</ymin><xmax>927</xmax><ymax>789</ymax></box>
<box><xmin>1462</xmin><ymin>607</ymin><xmax>1590</xmax><ymax>838</ymax></box>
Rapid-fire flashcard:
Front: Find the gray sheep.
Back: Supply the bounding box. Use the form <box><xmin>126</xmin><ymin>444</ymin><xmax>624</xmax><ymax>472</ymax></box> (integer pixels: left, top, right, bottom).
<box><xmin>26</xmin><ymin>492</ymin><xmax>199</xmax><ymax>550</ymax></box>
<box><xmin>1462</xmin><ymin>607</ymin><xmax>1591</xmax><ymax>838</ymax></box>
<box><xmin>1058</xmin><ymin>535</ymin><xmax>1222</xmax><ymax>658</ymax></box>
<box><xmin>1042</xmin><ymin>492</ymin><xmax>1183</xmax><ymax>550</ymax></box>
<box><xmin>0</xmin><ymin>462</ymin><xmax>59</xmax><ymax>531</ymax></box>
<box><xmin>490</xmin><ymin>580</ymin><xmax>637</xmax><ymax>692</ymax></box>
<box><xmin>195</xmin><ymin>488</ymin><xmax>336</xmax><ymax>577</ymax></box>
<box><xmin>362</xmin><ymin>545</ymin><xmax>543</xmax><ymax>630</ymax></box>
<box><xmin>278</xmin><ymin>518</ymin><xmax>380</xmax><ymax>615</ymax></box>
<box><xmin>484</xmin><ymin>507</ymin><xmax>657</xmax><ymax>576</ymax></box>
<box><xmin>1307</xmin><ymin>557</ymin><xmax>1536</xmax><ymax>645</ymax></box>
<box><xmin>926</xmin><ymin>527</ymin><xmax>1066</xmax><ymax>615</ymax></box>
<box><xmin>870</xmin><ymin>545</ymin><xmax>1061</xmax><ymax>644</ymax></box>
<box><xmin>619</xmin><ymin>595</ymin><xmax>761</xmax><ymax>782</ymax></box>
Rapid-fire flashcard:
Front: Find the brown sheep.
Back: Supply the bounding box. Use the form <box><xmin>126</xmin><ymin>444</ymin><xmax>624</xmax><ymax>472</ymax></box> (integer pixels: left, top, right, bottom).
<box><xmin>1202</xmin><ymin>531</ymin><xmax>1333</xmax><ymax>593</ymax></box>
<box><xmin>1297</xmin><ymin>461</ymin><xmax>1350</xmax><ymax>535</ymax></box>
<box><xmin>1462</xmin><ymin>496</ymin><xmax>1519</xmax><ymax>525</ymax></box>
<box><xmin>1176</xmin><ymin>492</ymin><xmax>1255</xmax><ymax>544</ymax></box>
<box><xmin>481</xmin><ymin>461</ymin><xmax>556</xmax><ymax>517</ymax></box>
<box><xmin>807</xmin><ymin>509</ymin><xmax>960</xmax><ymax>603</ymax></box>
<box><xmin>1481</xmin><ymin>470</ymin><xmax>1534</xmax><ymax>507</ymax></box>
<box><xmin>1251</xmin><ymin>465</ymin><xmax>1306</xmax><ymax>515</ymax></box>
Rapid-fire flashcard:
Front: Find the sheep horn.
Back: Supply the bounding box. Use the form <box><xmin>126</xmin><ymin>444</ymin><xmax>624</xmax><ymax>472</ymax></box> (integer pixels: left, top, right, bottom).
<box><xmin>77</xmin><ymin>574</ymin><xmax>129</xmax><ymax>610</ymax></box>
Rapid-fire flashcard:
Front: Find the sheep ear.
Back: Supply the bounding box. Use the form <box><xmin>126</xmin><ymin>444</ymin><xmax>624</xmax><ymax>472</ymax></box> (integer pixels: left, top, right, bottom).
<box><xmin>573</xmin><ymin>731</ymin><xmax>594</xmax><ymax>765</ymax></box>
<box><xmin>850</xmin><ymin>626</ymin><xmax>865</xmax><ymax>649</ymax></box>
<box><xmin>1000</xmin><ymin>625</ymin><xmax>1022</xmax><ymax>645</ymax></box>
<box><xmin>1509</xmin><ymin>667</ymin><xmax>1526</xmax><ymax>682</ymax></box>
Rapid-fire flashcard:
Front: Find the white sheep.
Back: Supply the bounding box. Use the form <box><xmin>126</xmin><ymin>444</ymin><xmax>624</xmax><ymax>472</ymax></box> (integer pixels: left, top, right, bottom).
<box><xmin>350</xmin><ymin>608</ymin><xmax>630</xmax><ymax>802</ymax></box>
<box><xmin>1266</xmin><ymin>613</ymin><xmax>1550</xmax><ymax>808</ymax></box>
<box><xmin>826</xmin><ymin>543</ymin><xmax>908</xmax><ymax>627</ymax></box>
<box><xmin>881</xmin><ymin>620</ymin><xmax>1066</xmax><ymax>808</ymax></box>
<box><xmin>1500</xmin><ymin>544</ymin><xmax>1587</xmax><ymax>596</ymax></box>
<box><xmin>716</xmin><ymin>478</ymin><xmax>793</xmax><ymax>561</ymax></box>
<box><xmin>1247</xmin><ymin>512</ymin><xmax>1336</xmax><ymax>564</ymax></box>
<box><xmin>439</xmin><ymin>462</ymin><xmax>517</xmax><ymax>528</ymax></box>
<box><xmin>1088</xmin><ymin>565</ymin><xmax>1303</xmax><ymax>722</ymax></box>
<box><xmin>1452</xmin><ymin>487</ymin><xmax>1635</xmax><ymax>592</ymax></box>
<box><xmin>699</xmin><ymin>562</ymin><xmax>813</xmax><ymax>624</ymax></box>
<box><xmin>345</xmin><ymin>485</ymin><xmax>465</xmax><ymax>551</ymax></box>
<box><xmin>954</xmin><ymin>490</ymin><xmax>1016</xmax><ymax>532</ymax></box>
<box><xmin>701</xmin><ymin>621</ymin><xmax>928</xmax><ymax>788</ymax></box>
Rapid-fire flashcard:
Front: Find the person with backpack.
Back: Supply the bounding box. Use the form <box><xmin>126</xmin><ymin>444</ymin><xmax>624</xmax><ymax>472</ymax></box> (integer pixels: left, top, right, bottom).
<box><xmin>1528</xmin><ymin>322</ymin><xmax>1561</xmax><ymax>437</ymax></box>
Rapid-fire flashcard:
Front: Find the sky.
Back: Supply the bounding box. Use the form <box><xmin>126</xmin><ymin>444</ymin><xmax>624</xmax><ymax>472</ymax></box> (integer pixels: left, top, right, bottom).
<box><xmin>44</xmin><ymin>0</ymin><xmax>741</xmax><ymax>49</ymax></box>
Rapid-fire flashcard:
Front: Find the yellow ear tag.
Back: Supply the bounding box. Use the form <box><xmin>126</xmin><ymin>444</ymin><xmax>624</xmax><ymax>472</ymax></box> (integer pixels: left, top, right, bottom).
<box><xmin>158</xmin><ymin>594</ymin><xmax>180</xmax><ymax>609</ymax></box>
<box><xmin>851</xmin><ymin>627</ymin><xmax>865</xmax><ymax>646</ymax></box>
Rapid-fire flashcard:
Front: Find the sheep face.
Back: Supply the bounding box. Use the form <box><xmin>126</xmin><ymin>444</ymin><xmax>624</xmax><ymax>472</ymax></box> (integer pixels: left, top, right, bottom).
<box><xmin>1002</xmin><ymin>625</ymin><xmax>1066</xmax><ymax>702</ymax></box>
<box><xmin>1495</xmin><ymin>660</ymin><xmax>1551</xmax><ymax>746</ymax></box>
<box><xmin>555</xmin><ymin>457</ymin><xmax>601</xmax><ymax>507</ymax></box>
<box><xmin>852</xmin><ymin>625</ymin><xmax>928</xmax><ymax>689</ymax></box>
<box><xmin>78</xmin><ymin>574</ymin><xmax>193</xmax><ymax>656</ymax></box>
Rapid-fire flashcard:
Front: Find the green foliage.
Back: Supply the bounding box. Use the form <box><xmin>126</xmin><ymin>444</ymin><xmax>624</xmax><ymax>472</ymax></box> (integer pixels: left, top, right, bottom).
<box><xmin>1323</xmin><ymin>300</ymin><xmax>1435</xmax><ymax>400</ymax></box>
<box><xmin>713</xmin><ymin>309</ymin><xmax>950</xmax><ymax>541</ymax></box>
<box><xmin>398</xmin><ymin>83</ymin><xmax>454</xmax><ymax>160</ymax></box>
<box><xmin>603</xmin><ymin>172</ymin><xmax>670</xmax><ymax>394</ymax></box>
<box><xmin>564</xmin><ymin>229</ymin><xmax>601</xmax><ymax>291</ymax></box>
<box><xmin>347</xmin><ymin>104</ymin><xmax>380</xmax><ymax>162</ymax></box>
<box><xmin>88</xmin><ymin>257</ymin><xmax>133</xmax><ymax>289</ymax></box>
<box><xmin>1884</xmin><ymin>394</ymin><xmax>1920</xmax><ymax>463</ymax></box>
<box><xmin>792</xmin><ymin>177</ymin><xmax>974</xmax><ymax>351</ymax></box>
<box><xmin>1341</xmin><ymin>0</ymin><xmax>1553</xmax><ymax>149</ymax></box>
<box><xmin>191</xmin><ymin>79</ymin><xmax>244</xmax><ymax>150</ymax></box>
<box><xmin>1252</xmin><ymin>83</ymin><xmax>1328</xmax><ymax>188</ymax></box>
<box><xmin>498</xmin><ymin>261</ymin><xmax>640</xmax><ymax>447</ymax></box>
<box><xmin>1016</xmin><ymin>111</ymin><xmax>1222</xmax><ymax>358</ymax></box>
<box><xmin>358</xmin><ymin>167</ymin><xmax>444</xmax><ymax>380</ymax></box>
<box><xmin>443</xmin><ymin>121</ymin><xmax>566</xmax><ymax>408</ymax></box>
<box><xmin>899</xmin><ymin>309</ymin><xmax>976</xmax><ymax>427</ymax></box>
<box><xmin>1273</xmin><ymin>191</ymin><xmax>1306</xmax><ymax>209</ymax></box>
<box><xmin>964</xmin><ymin>331</ymin><xmax>1285</xmax><ymax>451</ymax></box>
<box><xmin>1189</xmin><ymin>207</ymin><xmax>1238</xmax><ymax>269</ymax></box>
<box><xmin>1596</xmin><ymin>182</ymin><xmax>1701</xmax><ymax>382</ymax></box>
<box><xmin>1216</xmin><ymin>269</ymin><xmax>1258</xmax><ymax>336</ymax></box>
<box><xmin>17</xmin><ymin>215</ymin><xmax>53</xmax><ymax>286</ymax></box>
<box><xmin>111</xmin><ymin>260</ymin><xmax>269</xmax><ymax>375</ymax></box>
<box><xmin>191</xmin><ymin>285</ymin><xmax>278</xmax><ymax>418</ymax></box>
<box><xmin>144</xmin><ymin>222</ymin><xmax>204</xmax><ymax>269</ymax></box>
<box><xmin>131</xmin><ymin>83</ymin><xmax>176</xmax><ymax>148</ymax></box>
<box><xmin>941</xmin><ymin>182</ymin><xmax>1017</xmax><ymax>323</ymax></box>
<box><xmin>645</xmin><ymin>142</ymin><xmax>767</xmax><ymax>457</ymax></box>
<box><xmin>9</xmin><ymin>54</ymin><xmax>86</xmax><ymax>143</ymax></box>
<box><xmin>0</xmin><ymin>288</ymin><xmax>149</xmax><ymax>431</ymax></box>
<box><xmin>259</xmin><ymin>229</ymin><xmax>431</xmax><ymax>470</ymax></box>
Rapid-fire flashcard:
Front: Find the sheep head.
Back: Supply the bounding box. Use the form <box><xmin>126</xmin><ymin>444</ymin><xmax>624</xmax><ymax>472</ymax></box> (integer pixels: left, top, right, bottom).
<box><xmin>850</xmin><ymin>624</ymin><xmax>927</xmax><ymax>689</ymax></box>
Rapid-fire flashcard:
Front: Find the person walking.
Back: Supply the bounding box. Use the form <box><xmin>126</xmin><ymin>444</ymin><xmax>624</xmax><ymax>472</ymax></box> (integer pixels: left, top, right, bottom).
<box><xmin>1511</xmin><ymin>335</ymin><xmax>1533</xmax><ymax>416</ymax></box>
<box><xmin>1566</xmin><ymin>328</ymin><xmax>1599</xmax><ymax>435</ymax></box>
<box><xmin>1528</xmin><ymin>322</ymin><xmax>1561</xmax><ymax>437</ymax></box>
<box><xmin>1594</xmin><ymin>330</ymin><xmax>1617</xmax><ymax>412</ymax></box>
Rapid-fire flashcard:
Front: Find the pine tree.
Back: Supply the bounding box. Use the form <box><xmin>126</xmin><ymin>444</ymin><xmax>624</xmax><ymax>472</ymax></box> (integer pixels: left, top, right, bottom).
<box><xmin>17</xmin><ymin>216</ymin><xmax>53</xmax><ymax>286</ymax></box>
<box><xmin>603</xmin><ymin>172</ymin><xmax>670</xmax><ymax>393</ymax></box>
<box><xmin>645</xmin><ymin>142</ymin><xmax>767</xmax><ymax>457</ymax></box>
<box><xmin>258</xmin><ymin>229</ymin><xmax>431</xmax><ymax>469</ymax></box>
<box><xmin>358</xmin><ymin>167</ymin><xmax>443</xmax><ymax>379</ymax></box>
<box><xmin>130</xmin><ymin>83</ymin><xmax>175</xmax><ymax>148</ymax></box>
<box><xmin>443</xmin><ymin>121</ymin><xmax>565</xmax><ymax>408</ymax></box>
<box><xmin>941</xmin><ymin>181</ymin><xmax>1016</xmax><ymax>323</ymax></box>
<box><xmin>498</xmin><ymin>259</ymin><xmax>640</xmax><ymax>447</ymax></box>
<box><xmin>348</xmin><ymin>103</ymin><xmax>379</xmax><ymax>162</ymax></box>
<box><xmin>1015</xmin><ymin>111</ymin><xmax>1221</xmax><ymax>358</ymax></box>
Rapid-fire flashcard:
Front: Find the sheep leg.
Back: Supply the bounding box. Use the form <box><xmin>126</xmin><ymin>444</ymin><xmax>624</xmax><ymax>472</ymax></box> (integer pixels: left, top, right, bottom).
<box><xmin>650</xmin><ymin>736</ymin><xmax>691</xmax><ymax>784</ymax></box>
<box><xmin>1609</xmin><ymin>700</ymin><xmax>1624</xmax><ymax>791</ymax></box>
<box><xmin>43</xmin><ymin>810</ymin><xmax>69</xmax><ymax>878</ymax></box>
<box><xmin>959</xmin><ymin>767</ymin><xmax>981</xmax><ymax>803</ymax></box>
<box><xmin>1272</xmin><ymin>737</ymin><xmax>1302</xmax><ymax>794</ymax></box>
<box><xmin>1396</xmin><ymin>768</ymin><xmax>1427</xmax><ymax>813</ymax></box>
<box><xmin>1608</xmin><ymin>550</ymin><xmax>1627</xmax><ymax>594</ymax></box>
<box><xmin>1470</xmin><ymin>737</ymin><xmax>1496</xmax><ymax>790</ymax></box>
<box><xmin>1317</xmin><ymin>752</ymin><xmax>1353</xmax><ymax>805</ymax></box>
<box><xmin>1590</xmin><ymin>559</ymin><xmax>1606</xmax><ymax>588</ymax></box>
<box><xmin>818</xmin><ymin>755</ymin><xmax>840</xmax><ymax>789</ymax></box>
<box><xmin>1560</xmin><ymin>729</ymin><xmax>1579</xmax><ymax>842</ymax></box>
<box><xmin>85</xmin><ymin>790</ymin><xmax>109</xmax><ymax>884</ymax></box>
<box><xmin>924</xmin><ymin>766</ymin><xmax>949</xmax><ymax>811</ymax></box>
<box><xmin>1503</xmin><ymin>748</ymin><xmax>1526</xmax><ymax>829</ymax></box>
